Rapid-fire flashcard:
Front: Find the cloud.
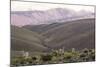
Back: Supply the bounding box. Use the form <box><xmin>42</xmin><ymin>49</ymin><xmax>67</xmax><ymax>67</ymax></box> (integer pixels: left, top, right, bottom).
<box><xmin>11</xmin><ymin>1</ymin><xmax>95</xmax><ymax>13</ymax></box>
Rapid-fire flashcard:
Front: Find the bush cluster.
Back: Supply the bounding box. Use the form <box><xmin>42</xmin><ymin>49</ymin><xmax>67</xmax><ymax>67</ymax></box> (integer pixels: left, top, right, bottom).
<box><xmin>11</xmin><ymin>48</ymin><xmax>95</xmax><ymax>66</ymax></box>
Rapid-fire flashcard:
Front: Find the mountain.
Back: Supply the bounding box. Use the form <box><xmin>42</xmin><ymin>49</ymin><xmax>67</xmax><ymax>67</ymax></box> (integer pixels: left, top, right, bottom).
<box><xmin>23</xmin><ymin>18</ymin><xmax>95</xmax><ymax>50</ymax></box>
<box><xmin>11</xmin><ymin>26</ymin><xmax>48</xmax><ymax>52</ymax></box>
<box><xmin>11</xmin><ymin>8</ymin><xmax>94</xmax><ymax>27</ymax></box>
<box><xmin>11</xmin><ymin>18</ymin><xmax>95</xmax><ymax>52</ymax></box>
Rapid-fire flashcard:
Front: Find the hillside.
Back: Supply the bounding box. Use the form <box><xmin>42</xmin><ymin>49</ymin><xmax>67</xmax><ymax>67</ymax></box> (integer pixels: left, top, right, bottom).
<box><xmin>23</xmin><ymin>18</ymin><xmax>95</xmax><ymax>50</ymax></box>
<box><xmin>23</xmin><ymin>23</ymin><xmax>63</xmax><ymax>33</ymax></box>
<box><xmin>11</xmin><ymin>18</ymin><xmax>95</xmax><ymax>54</ymax></box>
<box><xmin>11</xmin><ymin>26</ymin><xmax>48</xmax><ymax>52</ymax></box>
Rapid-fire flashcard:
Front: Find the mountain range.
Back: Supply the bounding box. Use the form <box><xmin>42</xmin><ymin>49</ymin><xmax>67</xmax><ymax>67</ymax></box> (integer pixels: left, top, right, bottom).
<box><xmin>11</xmin><ymin>8</ymin><xmax>94</xmax><ymax>26</ymax></box>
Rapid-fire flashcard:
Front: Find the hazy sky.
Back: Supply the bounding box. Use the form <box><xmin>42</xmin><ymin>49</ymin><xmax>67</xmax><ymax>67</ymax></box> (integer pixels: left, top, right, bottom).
<box><xmin>11</xmin><ymin>1</ymin><xmax>95</xmax><ymax>12</ymax></box>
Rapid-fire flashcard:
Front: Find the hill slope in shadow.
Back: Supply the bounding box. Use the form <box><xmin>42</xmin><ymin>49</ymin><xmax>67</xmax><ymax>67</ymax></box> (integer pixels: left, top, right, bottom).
<box><xmin>11</xmin><ymin>26</ymin><xmax>48</xmax><ymax>52</ymax></box>
<box><xmin>23</xmin><ymin>18</ymin><xmax>95</xmax><ymax>50</ymax></box>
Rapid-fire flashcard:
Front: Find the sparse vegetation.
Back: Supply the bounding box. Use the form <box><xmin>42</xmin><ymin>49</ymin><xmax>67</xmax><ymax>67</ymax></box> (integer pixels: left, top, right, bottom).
<box><xmin>11</xmin><ymin>48</ymin><xmax>95</xmax><ymax>66</ymax></box>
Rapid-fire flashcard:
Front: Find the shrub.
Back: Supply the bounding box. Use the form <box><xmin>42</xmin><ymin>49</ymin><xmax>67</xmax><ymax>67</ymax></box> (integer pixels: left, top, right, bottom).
<box><xmin>41</xmin><ymin>54</ymin><xmax>52</xmax><ymax>62</ymax></box>
<box><xmin>11</xmin><ymin>48</ymin><xmax>95</xmax><ymax>65</ymax></box>
<box><xmin>79</xmin><ymin>53</ymin><xmax>86</xmax><ymax>58</ymax></box>
<box><xmin>32</xmin><ymin>56</ymin><xmax>37</xmax><ymax>61</ymax></box>
<box><xmin>82</xmin><ymin>48</ymin><xmax>89</xmax><ymax>54</ymax></box>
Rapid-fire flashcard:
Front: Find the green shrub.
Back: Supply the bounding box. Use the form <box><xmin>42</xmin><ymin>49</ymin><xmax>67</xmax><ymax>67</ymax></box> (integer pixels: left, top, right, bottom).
<box><xmin>11</xmin><ymin>48</ymin><xmax>95</xmax><ymax>66</ymax></box>
<box><xmin>41</xmin><ymin>54</ymin><xmax>52</xmax><ymax>62</ymax></box>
